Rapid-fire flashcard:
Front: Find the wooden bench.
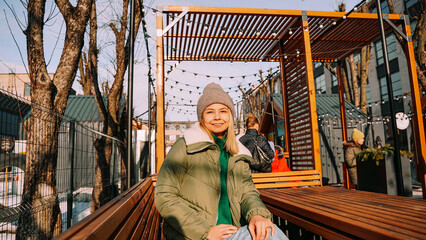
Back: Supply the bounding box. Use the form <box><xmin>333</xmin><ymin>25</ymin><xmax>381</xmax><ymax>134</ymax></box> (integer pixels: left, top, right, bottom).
<box><xmin>252</xmin><ymin>170</ymin><xmax>322</xmax><ymax>189</ymax></box>
<box><xmin>57</xmin><ymin>177</ymin><xmax>161</xmax><ymax>239</ymax></box>
<box><xmin>260</xmin><ymin>186</ymin><xmax>426</xmax><ymax>240</ymax></box>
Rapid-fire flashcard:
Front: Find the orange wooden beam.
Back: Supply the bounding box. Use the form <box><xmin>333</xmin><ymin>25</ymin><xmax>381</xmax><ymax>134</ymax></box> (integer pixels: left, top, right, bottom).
<box><xmin>337</xmin><ymin>63</ymin><xmax>348</xmax><ymax>142</ymax></box>
<box><xmin>163</xmin><ymin>6</ymin><xmax>402</xmax><ymax>21</ymax></box>
<box><xmin>301</xmin><ymin>14</ymin><xmax>321</xmax><ymax>183</ymax></box>
<box><xmin>156</xmin><ymin>10</ymin><xmax>165</xmax><ymax>172</ymax></box>
<box><xmin>279</xmin><ymin>41</ymin><xmax>291</xmax><ymax>154</ymax></box>
<box><xmin>403</xmin><ymin>19</ymin><xmax>426</xmax><ymax>199</ymax></box>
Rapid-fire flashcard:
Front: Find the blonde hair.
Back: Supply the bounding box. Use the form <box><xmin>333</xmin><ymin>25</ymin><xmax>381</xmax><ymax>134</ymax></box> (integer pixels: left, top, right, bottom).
<box><xmin>245</xmin><ymin>113</ymin><xmax>259</xmax><ymax>129</ymax></box>
<box><xmin>200</xmin><ymin>110</ymin><xmax>239</xmax><ymax>156</ymax></box>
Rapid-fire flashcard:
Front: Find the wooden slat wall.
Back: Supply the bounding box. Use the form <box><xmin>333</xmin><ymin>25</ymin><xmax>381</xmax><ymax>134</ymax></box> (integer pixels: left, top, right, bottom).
<box><xmin>284</xmin><ymin>57</ymin><xmax>315</xmax><ymax>171</ymax></box>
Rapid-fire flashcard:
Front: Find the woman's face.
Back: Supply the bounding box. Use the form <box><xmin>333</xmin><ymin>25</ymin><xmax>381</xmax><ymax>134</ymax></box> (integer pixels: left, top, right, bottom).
<box><xmin>355</xmin><ymin>138</ymin><xmax>365</xmax><ymax>145</ymax></box>
<box><xmin>202</xmin><ymin>103</ymin><xmax>231</xmax><ymax>138</ymax></box>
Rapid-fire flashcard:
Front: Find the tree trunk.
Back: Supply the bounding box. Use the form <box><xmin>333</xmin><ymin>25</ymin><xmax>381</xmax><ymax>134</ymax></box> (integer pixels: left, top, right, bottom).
<box><xmin>17</xmin><ymin>113</ymin><xmax>62</xmax><ymax>239</ymax></box>
<box><xmin>412</xmin><ymin>8</ymin><xmax>426</xmax><ymax>94</ymax></box>
<box><xmin>91</xmin><ymin>136</ymin><xmax>113</xmax><ymax>212</ymax></box>
<box><xmin>91</xmin><ymin>0</ymin><xmax>143</xmax><ymax>202</ymax></box>
<box><xmin>17</xmin><ymin>0</ymin><xmax>92</xmax><ymax>238</ymax></box>
<box><xmin>77</xmin><ymin>52</ymin><xmax>94</xmax><ymax>95</ymax></box>
<box><xmin>348</xmin><ymin>54</ymin><xmax>360</xmax><ymax>107</ymax></box>
<box><xmin>340</xmin><ymin>62</ymin><xmax>352</xmax><ymax>103</ymax></box>
<box><xmin>360</xmin><ymin>44</ymin><xmax>371</xmax><ymax>114</ymax></box>
<box><xmin>359</xmin><ymin>5</ymin><xmax>371</xmax><ymax>114</ymax></box>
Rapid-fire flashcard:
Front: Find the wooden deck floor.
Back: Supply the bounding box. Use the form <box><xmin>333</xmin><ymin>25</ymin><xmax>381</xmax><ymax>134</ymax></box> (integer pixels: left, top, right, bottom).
<box><xmin>259</xmin><ymin>186</ymin><xmax>426</xmax><ymax>240</ymax></box>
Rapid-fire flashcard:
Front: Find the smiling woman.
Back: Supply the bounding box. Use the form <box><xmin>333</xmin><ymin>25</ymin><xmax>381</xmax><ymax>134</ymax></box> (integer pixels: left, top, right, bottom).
<box><xmin>155</xmin><ymin>83</ymin><xmax>288</xmax><ymax>239</ymax></box>
<box><xmin>201</xmin><ymin>104</ymin><xmax>231</xmax><ymax>138</ymax></box>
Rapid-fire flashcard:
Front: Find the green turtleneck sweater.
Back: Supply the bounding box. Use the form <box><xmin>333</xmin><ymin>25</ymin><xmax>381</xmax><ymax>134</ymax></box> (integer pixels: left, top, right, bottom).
<box><xmin>212</xmin><ymin>134</ymin><xmax>233</xmax><ymax>225</ymax></box>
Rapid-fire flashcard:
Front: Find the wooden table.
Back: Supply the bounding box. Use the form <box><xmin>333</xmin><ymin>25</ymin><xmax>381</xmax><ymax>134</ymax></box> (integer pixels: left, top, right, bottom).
<box><xmin>259</xmin><ymin>186</ymin><xmax>426</xmax><ymax>240</ymax></box>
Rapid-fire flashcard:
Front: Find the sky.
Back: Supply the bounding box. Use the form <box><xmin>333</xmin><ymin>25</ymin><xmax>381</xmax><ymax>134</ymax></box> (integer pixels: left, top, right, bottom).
<box><xmin>0</xmin><ymin>0</ymin><xmax>359</xmax><ymax>122</ymax></box>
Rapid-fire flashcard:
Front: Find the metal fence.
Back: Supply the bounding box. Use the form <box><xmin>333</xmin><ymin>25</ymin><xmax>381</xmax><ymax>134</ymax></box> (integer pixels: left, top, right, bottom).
<box><xmin>0</xmin><ymin>89</ymin><xmax>123</xmax><ymax>239</ymax></box>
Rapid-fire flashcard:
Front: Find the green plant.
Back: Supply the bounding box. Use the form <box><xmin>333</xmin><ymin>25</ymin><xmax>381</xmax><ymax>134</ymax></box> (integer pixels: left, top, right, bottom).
<box><xmin>356</xmin><ymin>144</ymin><xmax>413</xmax><ymax>166</ymax></box>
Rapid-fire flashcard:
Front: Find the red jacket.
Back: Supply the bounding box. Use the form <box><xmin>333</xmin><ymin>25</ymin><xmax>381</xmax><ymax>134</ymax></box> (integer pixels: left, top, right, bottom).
<box><xmin>271</xmin><ymin>149</ymin><xmax>291</xmax><ymax>172</ymax></box>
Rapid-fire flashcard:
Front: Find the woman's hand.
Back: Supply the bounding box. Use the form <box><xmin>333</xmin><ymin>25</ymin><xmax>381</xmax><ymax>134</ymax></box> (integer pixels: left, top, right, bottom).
<box><xmin>206</xmin><ymin>224</ymin><xmax>238</xmax><ymax>240</ymax></box>
<box><xmin>248</xmin><ymin>215</ymin><xmax>275</xmax><ymax>240</ymax></box>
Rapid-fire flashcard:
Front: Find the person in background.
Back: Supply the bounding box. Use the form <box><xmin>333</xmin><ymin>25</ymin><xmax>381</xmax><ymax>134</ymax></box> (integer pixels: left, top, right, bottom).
<box><xmin>155</xmin><ymin>83</ymin><xmax>288</xmax><ymax>240</ymax></box>
<box><xmin>271</xmin><ymin>145</ymin><xmax>291</xmax><ymax>173</ymax></box>
<box><xmin>343</xmin><ymin>128</ymin><xmax>367</xmax><ymax>187</ymax></box>
<box><xmin>239</xmin><ymin>113</ymin><xmax>275</xmax><ymax>173</ymax></box>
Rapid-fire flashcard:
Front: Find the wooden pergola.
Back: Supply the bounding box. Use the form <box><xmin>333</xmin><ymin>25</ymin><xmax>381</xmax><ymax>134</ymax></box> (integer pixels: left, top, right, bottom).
<box><xmin>155</xmin><ymin>6</ymin><xmax>426</xmax><ymax>197</ymax></box>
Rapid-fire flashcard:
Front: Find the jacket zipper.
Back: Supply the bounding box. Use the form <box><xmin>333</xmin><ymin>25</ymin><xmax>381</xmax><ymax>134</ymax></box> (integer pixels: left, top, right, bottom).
<box><xmin>215</xmin><ymin>145</ymin><xmax>221</xmax><ymax>224</ymax></box>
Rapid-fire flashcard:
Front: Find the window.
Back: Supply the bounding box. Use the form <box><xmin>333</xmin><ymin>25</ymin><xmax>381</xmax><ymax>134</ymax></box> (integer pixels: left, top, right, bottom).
<box><xmin>375</xmin><ymin>34</ymin><xmax>397</xmax><ymax>66</ymax></box>
<box><xmin>315</xmin><ymin>74</ymin><xmax>326</xmax><ymax>94</ymax></box>
<box><xmin>24</xmin><ymin>83</ymin><xmax>31</xmax><ymax>96</ymax></box>
<box><xmin>372</xmin><ymin>0</ymin><xmax>390</xmax><ymax>14</ymax></box>
<box><xmin>379</xmin><ymin>71</ymin><xmax>403</xmax><ymax>101</ymax></box>
<box><xmin>405</xmin><ymin>0</ymin><xmax>418</xmax><ymax>9</ymax></box>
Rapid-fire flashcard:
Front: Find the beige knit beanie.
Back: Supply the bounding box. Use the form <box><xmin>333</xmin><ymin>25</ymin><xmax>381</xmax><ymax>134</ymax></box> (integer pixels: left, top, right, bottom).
<box><xmin>197</xmin><ymin>83</ymin><xmax>235</xmax><ymax>121</ymax></box>
<box><xmin>351</xmin><ymin>128</ymin><xmax>365</xmax><ymax>141</ymax></box>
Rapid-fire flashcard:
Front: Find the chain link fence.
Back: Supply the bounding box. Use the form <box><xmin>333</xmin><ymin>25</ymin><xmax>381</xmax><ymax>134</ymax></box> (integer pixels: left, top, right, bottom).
<box><xmin>0</xmin><ymin>88</ymin><xmax>123</xmax><ymax>239</ymax></box>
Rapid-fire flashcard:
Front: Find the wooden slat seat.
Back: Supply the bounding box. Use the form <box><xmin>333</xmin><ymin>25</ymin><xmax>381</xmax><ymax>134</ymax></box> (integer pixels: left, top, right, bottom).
<box><xmin>57</xmin><ymin>177</ymin><xmax>160</xmax><ymax>240</ymax></box>
<box><xmin>252</xmin><ymin>170</ymin><xmax>321</xmax><ymax>189</ymax></box>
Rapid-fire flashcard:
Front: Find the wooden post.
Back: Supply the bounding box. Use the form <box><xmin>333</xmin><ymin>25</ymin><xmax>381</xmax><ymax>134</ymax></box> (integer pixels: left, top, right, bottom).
<box><xmin>337</xmin><ymin>63</ymin><xmax>348</xmax><ymax>142</ymax></box>
<box><xmin>301</xmin><ymin>11</ymin><xmax>321</xmax><ymax>182</ymax></box>
<box><xmin>156</xmin><ymin>9</ymin><xmax>165</xmax><ymax>172</ymax></box>
<box><xmin>278</xmin><ymin>41</ymin><xmax>291</xmax><ymax>156</ymax></box>
<box><xmin>403</xmin><ymin>16</ymin><xmax>426</xmax><ymax>199</ymax></box>
<box><xmin>337</xmin><ymin>62</ymin><xmax>352</xmax><ymax>189</ymax></box>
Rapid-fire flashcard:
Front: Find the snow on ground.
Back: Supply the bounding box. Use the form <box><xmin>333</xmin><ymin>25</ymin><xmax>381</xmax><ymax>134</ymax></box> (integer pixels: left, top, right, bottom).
<box><xmin>0</xmin><ymin>187</ymin><xmax>92</xmax><ymax>239</ymax></box>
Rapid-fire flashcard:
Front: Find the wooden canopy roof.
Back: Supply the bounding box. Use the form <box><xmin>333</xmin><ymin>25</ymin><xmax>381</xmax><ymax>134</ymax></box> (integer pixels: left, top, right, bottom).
<box><xmin>160</xmin><ymin>6</ymin><xmax>404</xmax><ymax>63</ymax></box>
<box><xmin>156</xmin><ymin>6</ymin><xmax>426</xmax><ymax>196</ymax></box>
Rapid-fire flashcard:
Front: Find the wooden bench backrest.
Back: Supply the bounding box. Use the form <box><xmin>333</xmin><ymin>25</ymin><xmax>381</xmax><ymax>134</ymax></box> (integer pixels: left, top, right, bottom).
<box><xmin>252</xmin><ymin>170</ymin><xmax>321</xmax><ymax>189</ymax></box>
<box><xmin>57</xmin><ymin>177</ymin><xmax>160</xmax><ymax>240</ymax></box>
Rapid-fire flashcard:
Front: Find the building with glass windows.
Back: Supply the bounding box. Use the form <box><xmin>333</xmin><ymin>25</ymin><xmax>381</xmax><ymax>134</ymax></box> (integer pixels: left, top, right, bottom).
<box><xmin>311</xmin><ymin>0</ymin><xmax>424</xmax><ymax>152</ymax></box>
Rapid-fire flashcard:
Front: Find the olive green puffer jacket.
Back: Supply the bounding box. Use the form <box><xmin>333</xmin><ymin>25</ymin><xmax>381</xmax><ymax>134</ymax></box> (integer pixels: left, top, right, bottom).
<box><xmin>155</xmin><ymin>123</ymin><xmax>272</xmax><ymax>240</ymax></box>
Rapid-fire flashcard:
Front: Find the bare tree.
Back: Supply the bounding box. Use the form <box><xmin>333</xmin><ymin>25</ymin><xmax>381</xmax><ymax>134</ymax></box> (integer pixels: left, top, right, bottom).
<box><xmin>77</xmin><ymin>0</ymin><xmax>142</xmax><ymax>211</ymax></box>
<box><xmin>77</xmin><ymin>52</ymin><xmax>94</xmax><ymax>95</ymax></box>
<box><xmin>386</xmin><ymin>0</ymin><xmax>426</xmax><ymax>94</ymax></box>
<box><xmin>238</xmin><ymin>69</ymin><xmax>279</xmax><ymax>121</ymax></box>
<box><xmin>15</xmin><ymin>0</ymin><xmax>93</xmax><ymax>239</ymax></box>
<box><xmin>333</xmin><ymin>3</ymin><xmax>370</xmax><ymax>114</ymax></box>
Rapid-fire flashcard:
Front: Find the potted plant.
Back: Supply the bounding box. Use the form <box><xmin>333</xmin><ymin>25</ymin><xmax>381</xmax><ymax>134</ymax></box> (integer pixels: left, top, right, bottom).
<box><xmin>356</xmin><ymin>144</ymin><xmax>413</xmax><ymax>196</ymax></box>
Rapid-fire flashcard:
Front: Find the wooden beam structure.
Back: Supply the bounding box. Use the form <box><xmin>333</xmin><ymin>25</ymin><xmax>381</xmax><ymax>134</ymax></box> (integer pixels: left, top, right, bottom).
<box><xmin>301</xmin><ymin>12</ymin><xmax>321</xmax><ymax>176</ymax></box>
<box><xmin>156</xmin><ymin>9</ymin><xmax>165</xmax><ymax>172</ymax></box>
<box><xmin>403</xmin><ymin>17</ymin><xmax>426</xmax><ymax>198</ymax></box>
<box><xmin>155</xmin><ymin>5</ymin><xmax>425</xmax><ymax>197</ymax></box>
<box><xmin>278</xmin><ymin>41</ymin><xmax>290</xmax><ymax>153</ymax></box>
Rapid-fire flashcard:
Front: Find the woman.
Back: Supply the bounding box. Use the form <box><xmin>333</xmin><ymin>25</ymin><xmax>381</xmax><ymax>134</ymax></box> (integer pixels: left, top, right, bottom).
<box><xmin>155</xmin><ymin>83</ymin><xmax>287</xmax><ymax>240</ymax></box>
<box><xmin>239</xmin><ymin>114</ymin><xmax>275</xmax><ymax>173</ymax></box>
<box><xmin>271</xmin><ymin>145</ymin><xmax>291</xmax><ymax>173</ymax></box>
<box><xmin>343</xmin><ymin>128</ymin><xmax>366</xmax><ymax>187</ymax></box>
